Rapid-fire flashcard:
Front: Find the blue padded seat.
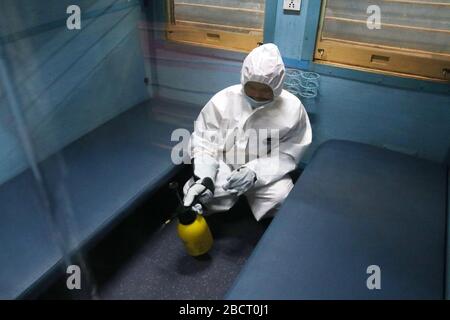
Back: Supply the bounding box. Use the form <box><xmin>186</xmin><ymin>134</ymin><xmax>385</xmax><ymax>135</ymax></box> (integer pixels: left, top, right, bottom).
<box><xmin>227</xmin><ymin>140</ymin><xmax>448</xmax><ymax>299</ymax></box>
<box><xmin>0</xmin><ymin>98</ymin><xmax>194</xmax><ymax>299</ymax></box>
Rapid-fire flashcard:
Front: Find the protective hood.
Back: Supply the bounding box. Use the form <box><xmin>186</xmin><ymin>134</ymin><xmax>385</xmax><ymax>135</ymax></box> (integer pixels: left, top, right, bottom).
<box><xmin>240</xmin><ymin>43</ymin><xmax>285</xmax><ymax>98</ymax></box>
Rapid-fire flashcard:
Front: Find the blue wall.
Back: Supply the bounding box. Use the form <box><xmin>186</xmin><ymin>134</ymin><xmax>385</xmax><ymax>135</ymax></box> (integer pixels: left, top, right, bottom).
<box><xmin>149</xmin><ymin>0</ymin><xmax>450</xmax><ymax>165</ymax></box>
<box><xmin>448</xmin><ymin>169</ymin><xmax>450</xmax><ymax>299</ymax></box>
<box><xmin>0</xmin><ymin>0</ymin><xmax>151</xmax><ymax>185</ymax></box>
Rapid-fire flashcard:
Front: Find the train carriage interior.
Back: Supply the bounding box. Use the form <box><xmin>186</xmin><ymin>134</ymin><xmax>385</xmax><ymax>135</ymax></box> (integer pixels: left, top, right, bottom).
<box><xmin>0</xmin><ymin>0</ymin><xmax>449</xmax><ymax>300</ymax></box>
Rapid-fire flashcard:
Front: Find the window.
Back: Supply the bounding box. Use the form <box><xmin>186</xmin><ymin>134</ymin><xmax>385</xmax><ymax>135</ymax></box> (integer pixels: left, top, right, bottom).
<box><xmin>314</xmin><ymin>0</ymin><xmax>450</xmax><ymax>81</ymax></box>
<box><xmin>166</xmin><ymin>0</ymin><xmax>265</xmax><ymax>52</ymax></box>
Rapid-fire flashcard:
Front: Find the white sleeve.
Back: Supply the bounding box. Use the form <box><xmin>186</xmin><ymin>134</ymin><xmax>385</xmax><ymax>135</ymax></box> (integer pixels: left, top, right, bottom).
<box><xmin>189</xmin><ymin>100</ymin><xmax>222</xmax><ymax>182</ymax></box>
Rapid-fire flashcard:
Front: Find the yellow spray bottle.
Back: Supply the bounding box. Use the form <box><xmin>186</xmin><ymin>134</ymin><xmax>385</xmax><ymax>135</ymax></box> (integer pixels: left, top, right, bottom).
<box><xmin>177</xmin><ymin>204</ymin><xmax>213</xmax><ymax>256</ymax></box>
<box><xmin>169</xmin><ymin>182</ymin><xmax>213</xmax><ymax>256</ymax></box>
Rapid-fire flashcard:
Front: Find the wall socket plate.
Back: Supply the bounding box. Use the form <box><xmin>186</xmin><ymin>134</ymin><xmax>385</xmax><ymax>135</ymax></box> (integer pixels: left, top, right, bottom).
<box><xmin>283</xmin><ymin>0</ymin><xmax>301</xmax><ymax>12</ymax></box>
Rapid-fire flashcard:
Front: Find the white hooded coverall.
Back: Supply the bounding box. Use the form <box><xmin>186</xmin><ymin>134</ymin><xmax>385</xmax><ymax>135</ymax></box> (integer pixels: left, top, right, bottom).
<box><xmin>185</xmin><ymin>44</ymin><xmax>312</xmax><ymax>221</ymax></box>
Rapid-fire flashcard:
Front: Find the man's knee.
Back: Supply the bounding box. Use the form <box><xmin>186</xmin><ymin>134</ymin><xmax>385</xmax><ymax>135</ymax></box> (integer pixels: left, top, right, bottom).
<box><xmin>253</xmin><ymin>176</ymin><xmax>294</xmax><ymax>200</ymax></box>
<box><xmin>246</xmin><ymin>175</ymin><xmax>294</xmax><ymax>220</ymax></box>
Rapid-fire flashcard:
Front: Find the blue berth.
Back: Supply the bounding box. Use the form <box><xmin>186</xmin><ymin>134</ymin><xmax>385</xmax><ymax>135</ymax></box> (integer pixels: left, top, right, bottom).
<box><xmin>0</xmin><ymin>99</ymin><xmax>191</xmax><ymax>299</ymax></box>
<box><xmin>227</xmin><ymin>140</ymin><xmax>448</xmax><ymax>299</ymax></box>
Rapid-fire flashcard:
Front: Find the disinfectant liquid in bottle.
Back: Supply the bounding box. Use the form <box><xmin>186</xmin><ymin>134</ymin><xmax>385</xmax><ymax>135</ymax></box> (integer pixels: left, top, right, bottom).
<box><xmin>169</xmin><ymin>182</ymin><xmax>213</xmax><ymax>256</ymax></box>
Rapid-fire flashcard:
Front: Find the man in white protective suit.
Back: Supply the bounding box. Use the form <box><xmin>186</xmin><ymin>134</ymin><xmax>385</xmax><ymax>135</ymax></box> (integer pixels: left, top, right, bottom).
<box><xmin>182</xmin><ymin>43</ymin><xmax>312</xmax><ymax>221</ymax></box>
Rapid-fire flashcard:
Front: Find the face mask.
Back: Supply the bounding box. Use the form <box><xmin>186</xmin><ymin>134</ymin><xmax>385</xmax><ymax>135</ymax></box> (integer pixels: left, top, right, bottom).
<box><xmin>245</xmin><ymin>95</ymin><xmax>273</xmax><ymax>109</ymax></box>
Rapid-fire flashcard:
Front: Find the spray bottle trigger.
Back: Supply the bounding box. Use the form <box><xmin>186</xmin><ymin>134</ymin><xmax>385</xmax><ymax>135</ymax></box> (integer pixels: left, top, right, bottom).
<box><xmin>191</xmin><ymin>203</ymin><xmax>203</xmax><ymax>215</ymax></box>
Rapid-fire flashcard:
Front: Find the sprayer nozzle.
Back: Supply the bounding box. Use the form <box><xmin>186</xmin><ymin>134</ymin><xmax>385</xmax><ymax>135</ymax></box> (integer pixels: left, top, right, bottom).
<box><xmin>169</xmin><ymin>182</ymin><xmax>178</xmax><ymax>189</ymax></box>
<box><xmin>169</xmin><ymin>181</ymin><xmax>183</xmax><ymax>206</ymax></box>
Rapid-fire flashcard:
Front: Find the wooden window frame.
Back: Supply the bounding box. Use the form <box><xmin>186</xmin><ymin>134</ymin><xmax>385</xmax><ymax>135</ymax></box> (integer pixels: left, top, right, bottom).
<box><xmin>314</xmin><ymin>0</ymin><xmax>450</xmax><ymax>82</ymax></box>
<box><xmin>165</xmin><ymin>0</ymin><xmax>265</xmax><ymax>53</ymax></box>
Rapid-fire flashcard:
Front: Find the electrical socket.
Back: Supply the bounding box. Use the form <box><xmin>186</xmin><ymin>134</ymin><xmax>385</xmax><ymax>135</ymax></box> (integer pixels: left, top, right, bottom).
<box><xmin>283</xmin><ymin>0</ymin><xmax>301</xmax><ymax>12</ymax></box>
